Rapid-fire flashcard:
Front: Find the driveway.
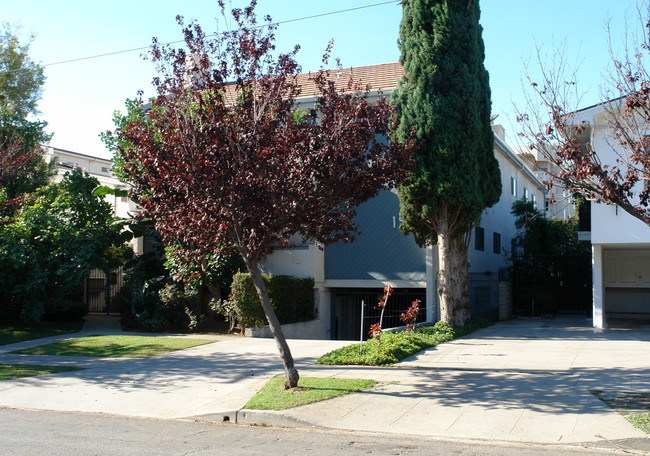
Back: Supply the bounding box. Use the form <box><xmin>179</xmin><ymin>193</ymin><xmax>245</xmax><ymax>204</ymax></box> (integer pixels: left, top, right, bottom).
<box><xmin>280</xmin><ymin>317</ymin><xmax>650</xmax><ymax>447</ymax></box>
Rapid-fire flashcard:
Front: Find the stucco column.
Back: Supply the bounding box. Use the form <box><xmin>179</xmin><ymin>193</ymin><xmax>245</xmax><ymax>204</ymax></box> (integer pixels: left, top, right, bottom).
<box><xmin>425</xmin><ymin>244</ymin><xmax>438</xmax><ymax>322</ymax></box>
<box><xmin>592</xmin><ymin>244</ymin><xmax>606</xmax><ymax>329</ymax></box>
<box><xmin>313</xmin><ymin>243</ymin><xmax>331</xmax><ymax>338</ymax></box>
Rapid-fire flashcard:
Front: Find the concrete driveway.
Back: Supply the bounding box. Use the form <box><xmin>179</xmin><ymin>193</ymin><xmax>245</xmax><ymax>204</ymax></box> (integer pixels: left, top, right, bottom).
<box><xmin>279</xmin><ymin>317</ymin><xmax>650</xmax><ymax>448</ymax></box>
<box><xmin>0</xmin><ymin>316</ymin><xmax>649</xmax><ymax>450</ymax></box>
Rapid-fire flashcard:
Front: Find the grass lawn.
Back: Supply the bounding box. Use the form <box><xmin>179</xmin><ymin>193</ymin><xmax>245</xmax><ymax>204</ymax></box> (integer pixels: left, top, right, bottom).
<box><xmin>0</xmin><ymin>363</ymin><xmax>82</xmax><ymax>381</ymax></box>
<box><xmin>317</xmin><ymin>317</ymin><xmax>491</xmax><ymax>366</ymax></box>
<box><xmin>626</xmin><ymin>412</ymin><xmax>650</xmax><ymax>434</ymax></box>
<box><xmin>245</xmin><ymin>376</ymin><xmax>377</xmax><ymax>410</ymax></box>
<box><xmin>591</xmin><ymin>390</ymin><xmax>650</xmax><ymax>434</ymax></box>
<box><xmin>0</xmin><ymin>321</ymin><xmax>84</xmax><ymax>346</ymax></box>
<box><xmin>11</xmin><ymin>335</ymin><xmax>215</xmax><ymax>358</ymax></box>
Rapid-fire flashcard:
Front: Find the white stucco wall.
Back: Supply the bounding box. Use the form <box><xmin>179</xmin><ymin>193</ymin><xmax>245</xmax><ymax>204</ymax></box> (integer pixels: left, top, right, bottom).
<box><xmin>573</xmin><ymin>104</ymin><xmax>650</xmax><ymax>327</ymax></box>
<box><xmin>261</xmin><ymin>244</ymin><xmax>316</xmax><ymax>278</ymax></box>
<box><xmin>591</xmin><ymin>203</ymin><xmax>650</xmax><ymax>245</ymax></box>
<box><xmin>587</xmin><ymin>113</ymin><xmax>650</xmax><ymax>245</ymax></box>
<box><xmin>469</xmin><ymin>137</ymin><xmax>546</xmax><ymax>274</ymax></box>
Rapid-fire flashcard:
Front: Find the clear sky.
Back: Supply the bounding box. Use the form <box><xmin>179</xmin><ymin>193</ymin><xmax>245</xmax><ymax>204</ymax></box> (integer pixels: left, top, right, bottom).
<box><xmin>3</xmin><ymin>0</ymin><xmax>642</xmax><ymax>159</ymax></box>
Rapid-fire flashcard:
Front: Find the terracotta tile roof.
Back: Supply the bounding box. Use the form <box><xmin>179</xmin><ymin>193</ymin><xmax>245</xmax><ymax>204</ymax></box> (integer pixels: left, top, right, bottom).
<box><xmin>221</xmin><ymin>62</ymin><xmax>404</xmax><ymax>103</ymax></box>
<box><xmin>293</xmin><ymin>62</ymin><xmax>404</xmax><ymax>99</ymax></box>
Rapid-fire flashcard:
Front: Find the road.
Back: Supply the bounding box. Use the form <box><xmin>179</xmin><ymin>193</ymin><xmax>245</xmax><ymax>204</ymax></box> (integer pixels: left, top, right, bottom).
<box><xmin>0</xmin><ymin>408</ymin><xmax>640</xmax><ymax>456</ymax></box>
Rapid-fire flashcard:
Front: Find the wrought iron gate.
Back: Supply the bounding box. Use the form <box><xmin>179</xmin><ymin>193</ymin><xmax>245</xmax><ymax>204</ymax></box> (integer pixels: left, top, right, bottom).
<box><xmin>512</xmin><ymin>255</ymin><xmax>592</xmax><ymax>316</ymax></box>
<box><xmin>85</xmin><ymin>267</ymin><xmax>124</xmax><ymax>314</ymax></box>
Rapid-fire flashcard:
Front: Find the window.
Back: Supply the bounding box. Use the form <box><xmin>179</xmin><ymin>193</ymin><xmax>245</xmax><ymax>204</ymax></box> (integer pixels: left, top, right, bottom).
<box><xmin>475</xmin><ymin>226</ymin><xmax>485</xmax><ymax>251</ymax></box>
<box><xmin>532</xmin><ymin>194</ymin><xmax>537</xmax><ymax>208</ymax></box>
<box><xmin>523</xmin><ymin>187</ymin><xmax>529</xmax><ymax>200</ymax></box>
<box><xmin>510</xmin><ymin>177</ymin><xmax>517</xmax><ymax>196</ymax></box>
<box><xmin>493</xmin><ymin>232</ymin><xmax>501</xmax><ymax>254</ymax></box>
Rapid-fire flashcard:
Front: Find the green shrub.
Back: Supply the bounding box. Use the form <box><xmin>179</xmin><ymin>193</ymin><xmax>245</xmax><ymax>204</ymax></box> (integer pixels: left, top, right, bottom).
<box><xmin>230</xmin><ymin>273</ymin><xmax>315</xmax><ymax>329</ymax></box>
<box><xmin>317</xmin><ymin>317</ymin><xmax>491</xmax><ymax>366</ymax></box>
<box><xmin>136</xmin><ymin>283</ymin><xmax>199</xmax><ymax>332</ymax></box>
<box><xmin>230</xmin><ymin>273</ymin><xmax>267</xmax><ymax>328</ymax></box>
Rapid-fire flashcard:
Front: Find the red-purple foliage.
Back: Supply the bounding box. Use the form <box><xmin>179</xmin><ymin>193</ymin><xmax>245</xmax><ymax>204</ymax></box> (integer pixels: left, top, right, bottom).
<box><xmin>368</xmin><ymin>322</ymin><xmax>382</xmax><ymax>341</ymax></box>
<box><xmin>116</xmin><ymin>9</ymin><xmax>406</xmax><ymax>263</ymax></box>
<box><xmin>400</xmin><ymin>299</ymin><xmax>421</xmax><ymax>332</ymax></box>
<box><xmin>108</xmin><ymin>1</ymin><xmax>409</xmax><ymax>387</ymax></box>
<box><xmin>0</xmin><ymin>138</ymin><xmax>41</xmax><ymax>220</ymax></box>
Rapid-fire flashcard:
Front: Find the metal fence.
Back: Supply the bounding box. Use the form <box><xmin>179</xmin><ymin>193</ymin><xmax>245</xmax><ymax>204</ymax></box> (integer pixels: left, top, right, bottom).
<box><xmin>469</xmin><ymin>272</ymin><xmax>499</xmax><ymax>321</ymax></box>
<box><xmin>332</xmin><ymin>288</ymin><xmax>427</xmax><ymax>340</ymax></box>
<box><xmin>512</xmin><ymin>255</ymin><xmax>592</xmax><ymax>316</ymax></box>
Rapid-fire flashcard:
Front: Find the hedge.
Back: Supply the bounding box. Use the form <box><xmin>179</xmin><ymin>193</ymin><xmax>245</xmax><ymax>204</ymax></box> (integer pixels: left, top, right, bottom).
<box><xmin>230</xmin><ymin>273</ymin><xmax>315</xmax><ymax>328</ymax></box>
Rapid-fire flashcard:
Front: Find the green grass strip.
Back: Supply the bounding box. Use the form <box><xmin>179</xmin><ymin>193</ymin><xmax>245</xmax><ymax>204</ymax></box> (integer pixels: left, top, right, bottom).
<box><xmin>0</xmin><ymin>364</ymin><xmax>82</xmax><ymax>381</ymax></box>
<box><xmin>626</xmin><ymin>412</ymin><xmax>650</xmax><ymax>434</ymax></box>
<box><xmin>317</xmin><ymin>317</ymin><xmax>492</xmax><ymax>366</ymax></box>
<box><xmin>11</xmin><ymin>335</ymin><xmax>215</xmax><ymax>358</ymax></box>
<box><xmin>0</xmin><ymin>322</ymin><xmax>84</xmax><ymax>346</ymax></box>
<box><xmin>245</xmin><ymin>376</ymin><xmax>377</xmax><ymax>410</ymax></box>
<box><xmin>591</xmin><ymin>390</ymin><xmax>650</xmax><ymax>434</ymax></box>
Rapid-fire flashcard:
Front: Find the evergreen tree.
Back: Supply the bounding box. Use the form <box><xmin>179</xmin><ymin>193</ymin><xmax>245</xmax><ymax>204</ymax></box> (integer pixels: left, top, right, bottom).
<box><xmin>392</xmin><ymin>0</ymin><xmax>501</xmax><ymax>326</ymax></box>
<box><xmin>0</xmin><ymin>23</ymin><xmax>51</xmax><ymax>201</ymax></box>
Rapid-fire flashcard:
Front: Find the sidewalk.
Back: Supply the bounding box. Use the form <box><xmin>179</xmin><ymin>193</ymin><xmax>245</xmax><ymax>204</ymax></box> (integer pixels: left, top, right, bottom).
<box><xmin>0</xmin><ymin>316</ymin><xmax>649</xmax><ymax>452</ymax></box>
<box><xmin>270</xmin><ymin>318</ymin><xmax>650</xmax><ymax>451</ymax></box>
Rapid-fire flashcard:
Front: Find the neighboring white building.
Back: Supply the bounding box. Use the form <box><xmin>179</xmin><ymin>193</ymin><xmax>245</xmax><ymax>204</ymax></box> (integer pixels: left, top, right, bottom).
<box><xmin>514</xmin><ymin>144</ymin><xmax>575</xmax><ymax>219</ymax></box>
<box><xmin>566</xmin><ymin>103</ymin><xmax>650</xmax><ymax>328</ymax></box>
<box><xmin>257</xmin><ymin>63</ymin><xmax>546</xmax><ymax>340</ymax></box>
<box><xmin>43</xmin><ymin>146</ymin><xmax>143</xmax><ymax>255</ymax></box>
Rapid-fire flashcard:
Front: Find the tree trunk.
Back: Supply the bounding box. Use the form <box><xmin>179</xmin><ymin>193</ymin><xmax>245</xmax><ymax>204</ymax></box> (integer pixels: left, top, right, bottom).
<box><xmin>242</xmin><ymin>256</ymin><xmax>299</xmax><ymax>389</ymax></box>
<box><xmin>437</xmin><ymin>212</ymin><xmax>455</xmax><ymax>326</ymax></box>
<box><xmin>205</xmin><ymin>283</ymin><xmax>221</xmax><ymax>301</ymax></box>
<box><xmin>436</xmin><ymin>210</ymin><xmax>472</xmax><ymax>327</ymax></box>
<box><xmin>451</xmin><ymin>234</ymin><xmax>471</xmax><ymax>326</ymax></box>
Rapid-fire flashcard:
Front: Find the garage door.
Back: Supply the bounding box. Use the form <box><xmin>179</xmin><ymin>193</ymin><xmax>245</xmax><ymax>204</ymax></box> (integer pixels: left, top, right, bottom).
<box><xmin>603</xmin><ymin>249</ymin><xmax>650</xmax><ymax>317</ymax></box>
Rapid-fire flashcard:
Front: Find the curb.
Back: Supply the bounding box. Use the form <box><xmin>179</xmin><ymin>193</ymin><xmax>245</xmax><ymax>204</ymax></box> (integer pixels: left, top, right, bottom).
<box><xmin>236</xmin><ymin>409</ymin><xmax>318</xmax><ymax>428</ymax></box>
<box><xmin>191</xmin><ymin>409</ymin><xmax>318</xmax><ymax>429</ymax></box>
<box><xmin>190</xmin><ymin>409</ymin><xmax>650</xmax><ymax>454</ymax></box>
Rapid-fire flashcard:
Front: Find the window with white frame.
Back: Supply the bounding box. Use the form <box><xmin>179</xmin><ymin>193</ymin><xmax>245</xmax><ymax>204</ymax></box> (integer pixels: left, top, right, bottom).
<box><xmin>511</xmin><ymin>177</ymin><xmax>517</xmax><ymax>196</ymax></box>
<box><xmin>523</xmin><ymin>187</ymin><xmax>529</xmax><ymax>200</ymax></box>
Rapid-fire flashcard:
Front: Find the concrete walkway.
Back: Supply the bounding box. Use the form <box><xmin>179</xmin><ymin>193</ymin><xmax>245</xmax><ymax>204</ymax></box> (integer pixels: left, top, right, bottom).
<box><xmin>0</xmin><ymin>316</ymin><xmax>649</xmax><ymax>452</ymax></box>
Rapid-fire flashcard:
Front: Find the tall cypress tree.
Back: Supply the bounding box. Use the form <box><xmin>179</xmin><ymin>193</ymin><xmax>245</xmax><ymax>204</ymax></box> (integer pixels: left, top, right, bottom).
<box><xmin>392</xmin><ymin>0</ymin><xmax>501</xmax><ymax>326</ymax></box>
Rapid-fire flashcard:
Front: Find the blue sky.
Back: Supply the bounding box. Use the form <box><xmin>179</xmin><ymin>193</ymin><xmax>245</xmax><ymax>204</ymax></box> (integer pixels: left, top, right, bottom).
<box><xmin>3</xmin><ymin>0</ymin><xmax>641</xmax><ymax>158</ymax></box>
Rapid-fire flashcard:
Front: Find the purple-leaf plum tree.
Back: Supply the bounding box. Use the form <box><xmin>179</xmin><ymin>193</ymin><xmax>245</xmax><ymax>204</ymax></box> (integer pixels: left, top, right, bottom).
<box><xmin>105</xmin><ymin>1</ymin><xmax>408</xmax><ymax>388</ymax></box>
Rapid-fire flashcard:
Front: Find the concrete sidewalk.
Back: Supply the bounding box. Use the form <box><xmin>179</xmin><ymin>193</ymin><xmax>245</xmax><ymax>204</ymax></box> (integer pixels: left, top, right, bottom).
<box><xmin>273</xmin><ymin>318</ymin><xmax>650</xmax><ymax>451</ymax></box>
<box><xmin>0</xmin><ymin>317</ymin><xmax>649</xmax><ymax>452</ymax></box>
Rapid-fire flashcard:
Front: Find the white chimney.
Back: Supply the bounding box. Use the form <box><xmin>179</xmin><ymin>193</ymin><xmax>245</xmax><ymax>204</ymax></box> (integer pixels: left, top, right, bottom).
<box><xmin>491</xmin><ymin>124</ymin><xmax>505</xmax><ymax>141</ymax></box>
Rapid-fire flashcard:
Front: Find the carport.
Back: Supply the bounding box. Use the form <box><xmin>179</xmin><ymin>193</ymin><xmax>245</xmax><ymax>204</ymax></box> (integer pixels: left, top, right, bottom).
<box><xmin>594</xmin><ymin>246</ymin><xmax>650</xmax><ymax>328</ymax></box>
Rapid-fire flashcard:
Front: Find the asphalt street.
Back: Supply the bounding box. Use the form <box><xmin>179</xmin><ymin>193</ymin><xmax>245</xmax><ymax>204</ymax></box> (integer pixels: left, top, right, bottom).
<box><xmin>0</xmin><ymin>408</ymin><xmax>636</xmax><ymax>456</ymax></box>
